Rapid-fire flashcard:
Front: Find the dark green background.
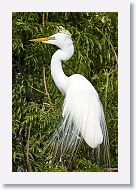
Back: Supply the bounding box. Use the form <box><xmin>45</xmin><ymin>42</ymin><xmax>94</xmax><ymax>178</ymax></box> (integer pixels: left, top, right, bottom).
<box><xmin>12</xmin><ymin>12</ymin><xmax>118</xmax><ymax>172</ymax></box>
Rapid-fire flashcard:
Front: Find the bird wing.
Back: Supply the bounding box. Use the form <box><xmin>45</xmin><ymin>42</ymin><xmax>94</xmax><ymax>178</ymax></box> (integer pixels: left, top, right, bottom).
<box><xmin>62</xmin><ymin>74</ymin><xmax>104</xmax><ymax>148</ymax></box>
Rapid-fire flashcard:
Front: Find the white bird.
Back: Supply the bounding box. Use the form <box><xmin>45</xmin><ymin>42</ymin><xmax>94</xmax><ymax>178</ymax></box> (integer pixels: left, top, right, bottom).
<box><xmin>30</xmin><ymin>33</ymin><xmax>110</xmax><ymax>164</ymax></box>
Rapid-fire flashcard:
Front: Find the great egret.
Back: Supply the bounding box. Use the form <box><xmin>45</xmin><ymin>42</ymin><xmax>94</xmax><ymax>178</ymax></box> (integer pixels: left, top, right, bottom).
<box><xmin>30</xmin><ymin>32</ymin><xmax>110</xmax><ymax>166</ymax></box>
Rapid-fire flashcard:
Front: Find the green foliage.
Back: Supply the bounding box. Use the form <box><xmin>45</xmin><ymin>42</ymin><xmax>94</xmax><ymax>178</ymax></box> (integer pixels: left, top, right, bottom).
<box><xmin>12</xmin><ymin>12</ymin><xmax>118</xmax><ymax>172</ymax></box>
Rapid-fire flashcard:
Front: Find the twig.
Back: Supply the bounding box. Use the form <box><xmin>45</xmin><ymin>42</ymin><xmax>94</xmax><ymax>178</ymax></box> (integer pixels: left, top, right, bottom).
<box><xmin>21</xmin><ymin>130</ymin><xmax>28</xmax><ymax>172</ymax></box>
<box><xmin>96</xmin><ymin>27</ymin><xmax>118</xmax><ymax>63</ymax></box>
<box><xmin>107</xmin><ymin>168</ymin><xmax>118</xmax><ymax>172</ymax></box>
<box><xmin>30</xmin><ymin>85</ymin><xmax>45</xmax><ymax>94</ymax></box>
<box><xmin>104</xmin><ymin>71</ymin><xmax>109</xmax><ymax>112</ymax></box>
<box><xmin>43</xmin><ymin>67</ymin><xmax>52</xmax><ymax>104</ymax></box>
<box><xmin>63</xmin><ymin>62</ymin><xmax>77</xmax><ymax>74</ymax></box>
<box><xmin>42</xmin><ymin>13</ymin><xmax>45</xmax><ymax>26</ymax></box>
<box><xmin>25</xmin><ymin>123</ymin><xmax>32</xmax><ymax>172</ymax></box>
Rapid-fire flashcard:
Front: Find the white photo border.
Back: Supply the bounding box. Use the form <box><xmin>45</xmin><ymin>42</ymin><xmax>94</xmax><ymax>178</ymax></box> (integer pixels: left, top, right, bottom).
<box><xmin>0</xmin><ymin>0</ymin><xmax>130</xmax><ymax>184</ymax></box>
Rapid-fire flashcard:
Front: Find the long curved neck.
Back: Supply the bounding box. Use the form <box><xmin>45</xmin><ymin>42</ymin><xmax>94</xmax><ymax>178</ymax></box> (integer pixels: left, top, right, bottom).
<box><xmin>51</xmin><ymin>44</ymin><xmax>74</xmax><ymax>95</ymax></box>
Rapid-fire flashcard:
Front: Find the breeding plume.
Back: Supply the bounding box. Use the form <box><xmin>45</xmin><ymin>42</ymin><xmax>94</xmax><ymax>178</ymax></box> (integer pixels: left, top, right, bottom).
<box><xmin>30</xmin><ymin>32</ymin><xmax>110</xmax><ymax>164</ymax></box>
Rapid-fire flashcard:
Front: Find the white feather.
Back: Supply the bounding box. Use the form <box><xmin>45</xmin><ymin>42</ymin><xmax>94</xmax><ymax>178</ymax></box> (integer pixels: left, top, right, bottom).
<box><xmin>63</xmin><ymin>74</ymin><xmax>104</xmax><ymax>149</ymax></box>
<box><xmin>36</xmin><ymin>32</ymin><xmax>110</xmax><ymax>166</ymax></box>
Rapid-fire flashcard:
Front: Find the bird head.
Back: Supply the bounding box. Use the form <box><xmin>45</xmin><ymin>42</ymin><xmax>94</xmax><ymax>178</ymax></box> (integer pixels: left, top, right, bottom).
<box><xmin>30</xmin><ymin>33</ymin><xmax>73</xmax><ymax>50</ymax></box>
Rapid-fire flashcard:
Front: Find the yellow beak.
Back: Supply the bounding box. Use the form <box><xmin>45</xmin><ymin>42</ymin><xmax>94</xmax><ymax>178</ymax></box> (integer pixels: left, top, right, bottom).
<box><xmin>29</xmin><ymin>37</ymin><xmax>49</xmax><ymax>42</ymax></box>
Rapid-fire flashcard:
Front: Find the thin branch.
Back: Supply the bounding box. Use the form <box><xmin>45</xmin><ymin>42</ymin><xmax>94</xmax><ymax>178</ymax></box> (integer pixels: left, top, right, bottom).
<box><xmin>107</xmin><ymin>168</ymin><xmax>118</xmax><ymax>172</ymax></box>
<box><xmin>96</xmin><ymin>27</ymin><xmax>118</xmax><ymax>63</ymax></box>
<box><xmin>63</xmin><ymin>62</ymin><xmax>77</xmax><ymax>74</ymax></box>
<box><xmin>30</xmin><ymin>85</ymin><xmax>45</xmax><ymax>94</ymax></box>
<box><xmin>104</xmin><ymin>71</ymin><xmax>109</xmax><ymax>113</ymax></box>
<box><xmin>21</xmin><ymin>130</ymin><xmax>28</xmax><ymax>172</ymax></box>
<box><xmin>43</xmin><ymin>67</ymin><xmax>52</xmax><ymax>104</ymax></box>
<box><xmin>42</xmin><ymin>13</ymin><xmax>45</xmax><ymax>26</ymax></box>
<box><xmin>25</xmin><ymin>123</ymin><xmax>32</xmax><ymax>172</ymax></box>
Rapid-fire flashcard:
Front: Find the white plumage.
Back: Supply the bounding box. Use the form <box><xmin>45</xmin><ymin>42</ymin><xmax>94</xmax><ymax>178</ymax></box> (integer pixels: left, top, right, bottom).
<box><xmin>31</xmin><ymin>32</ymin><xmax>110</xmax><ymax>165</ymax></box>
<box><xmin>63</xmin><ymin>74</ymin><xmax>103</xmax><ymax>148</ymax></box>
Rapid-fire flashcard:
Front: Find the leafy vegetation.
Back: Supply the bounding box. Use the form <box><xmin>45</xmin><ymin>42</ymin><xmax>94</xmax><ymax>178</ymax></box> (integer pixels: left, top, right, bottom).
<box><xmin>12</xmin><ymin>12</ymin><xmax>118</xmax><ymax>172</ymax></box>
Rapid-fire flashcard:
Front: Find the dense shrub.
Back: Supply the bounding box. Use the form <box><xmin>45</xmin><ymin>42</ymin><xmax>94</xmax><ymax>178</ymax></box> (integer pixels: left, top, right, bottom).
<box><xmin>12</xmin><ymin>12</ymin><xmax>118</xmax><ymax>172</ymax></box>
